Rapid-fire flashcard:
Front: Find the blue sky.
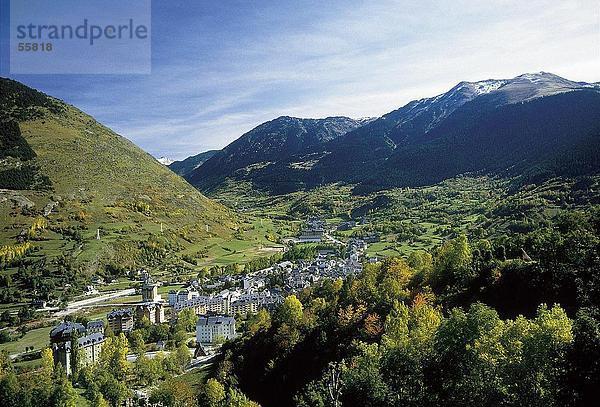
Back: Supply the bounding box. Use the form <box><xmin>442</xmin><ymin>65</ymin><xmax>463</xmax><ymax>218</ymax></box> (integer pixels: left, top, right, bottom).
<box><xmin>1</xmin><ymin>0</ymin><xmax>599</xmax><ymax>159</ymax></box>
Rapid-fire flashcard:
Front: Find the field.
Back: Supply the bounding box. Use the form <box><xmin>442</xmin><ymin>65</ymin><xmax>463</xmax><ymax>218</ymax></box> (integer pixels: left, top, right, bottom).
<box><xmin>0</xmin><ymin>324</ymin><xmax>51</xmax><ymax>355</ymax></box>
<box><xmin>208</xmin><ymin>175</ymin><xmax>599</xmax><ymax>258</ymax></box>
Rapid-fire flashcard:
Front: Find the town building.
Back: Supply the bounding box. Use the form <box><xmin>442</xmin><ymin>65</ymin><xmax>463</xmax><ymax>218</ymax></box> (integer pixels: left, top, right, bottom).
<box><xmin>168</xmin><ymin>288</ymin><xmax>201</xmax><ymax>306</ymax></box>
<box><xmin>337</xmin><ymin>220</ymin><xmax>356</xmax><ymax>231</ymax></box>
<box><xmin>242</xmin><ymin>277</ymin><xmax>265</xmax><ymax>291</ymax></box>
<box><xmin>196</xmin><ymin>315</ymin><xmax>236</xmax><ymax>344</ymax></box>
<box><xmin>298</xmin><ymin>217</ymin><xmax>326</xmax><ymax>242</ymax></box>
<box><xmin>141</xmin><ymin>280</ymin><xmax>160</xmax><ymax>302</ymax></box>
<box><xmin>30</xmin><ymin>299</ymin><xmax>47</xmax><ymax>309</ymax></box>
<box><xmin>86</xmin><ymin>320</ymin><xmax>105</xmax><ymax>334</ymax></box>
<box><xmin>230</xmin><ymin>298</ymin><xmax>259</xmax><ymax>316</ymax></box>
<box><xmin>135</xmin><ymin>302</ymin><xmax>165</xmax><ymax>324</ymax></box>
<box><xmin>174</xmin><ymin>295</ymin><xmax>230</xmax><ymax>316</ymax></box>
<box><xmin>107</xmin><ymin>308</ymin><xmax>134</xmax><ymax>334</ymax></box>
<box><xmin>50</xmin><ymin>320</ymin><xmax>105</xmax><ymax>375</ymax></box>
<box><xmin>168</xmin><ymin>290</ymin><xmax>178</xmax><ymax>306</ymax></box>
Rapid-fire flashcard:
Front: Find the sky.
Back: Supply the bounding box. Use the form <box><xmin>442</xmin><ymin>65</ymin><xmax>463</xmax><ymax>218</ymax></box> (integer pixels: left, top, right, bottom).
<box><xmin>1</xmin><ymin>0</ymin><xmax>599</xmax><ymax>160</ymax></box>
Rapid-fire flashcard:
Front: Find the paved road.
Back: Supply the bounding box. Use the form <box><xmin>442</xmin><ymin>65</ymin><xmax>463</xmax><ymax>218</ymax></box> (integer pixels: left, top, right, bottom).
<box><xmin>324</xmin><ymin>233</ymin><xmax>344</xmax><ymax>246</ymax></box>
<box><xmin>41</xmin><ymin>288</ymin><xmax>137</xmax><ymax>317</ymax></box>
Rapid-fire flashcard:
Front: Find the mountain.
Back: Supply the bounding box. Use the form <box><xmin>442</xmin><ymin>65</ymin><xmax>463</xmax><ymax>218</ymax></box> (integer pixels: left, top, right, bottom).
<box><xmin>188</xmin><ymin>72</ymin><xmax>600</xmax><ymax>194</ymax></box>
<box><xmin>187</xmin><ymin>116</ymin><xmax>370</xmax><ymax>192</ymax></box>
<box><xmin>169</xmin><ymin>150</ymin><xmax>219</xmax><ymax>177</ymax></box>
<box><xmin>156</xmin><ymin>156</ymin><xmax>175</xmax><ymax>165</ymax></box>
<box><xmin>311</xmin><ymin>72</ymin><xmax>600</xmax><ymax>186</ymax></box>
<box><xmin>0</xmin><ymin>78</ymin><xmax>236</xmax><ymax>282</ymax></box>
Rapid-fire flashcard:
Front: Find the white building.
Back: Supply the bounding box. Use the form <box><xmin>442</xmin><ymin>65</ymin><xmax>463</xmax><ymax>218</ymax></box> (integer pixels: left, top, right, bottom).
<box><xmin>168</xmin><ymin>288</ymin><xmax>201</xmax><ymax>306</ymax></box>
<box><xmin>196</xmin><ymin>315</ymin><xmax>236</xmax><ymax>344</ymax></box>
<box><xmin>175</xmin><ymin>295</ymin><xmax>230</xmax><ymax>315</ymax></box>
<box><xmin>242</xmin><ymin>277</ymin><xmax>265</xmax><ymax>290</ymax></box>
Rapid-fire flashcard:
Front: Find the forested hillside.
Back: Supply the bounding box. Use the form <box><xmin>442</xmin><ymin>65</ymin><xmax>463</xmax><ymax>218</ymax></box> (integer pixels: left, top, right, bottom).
<box><xmin>222</xmin><ymin>208</ymin><xmax>600</xmax><ymax>407</ymax></box>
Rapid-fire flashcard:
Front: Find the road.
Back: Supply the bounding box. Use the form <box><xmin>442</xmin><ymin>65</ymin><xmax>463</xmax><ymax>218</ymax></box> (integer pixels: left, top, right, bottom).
<box><xmin>126</xmin><ymin>348</ymin><xmax>219</xmax><ymax>369</ymax></box>
<box><xmin>41</xmin><ymin>288</ymin><xmax>137</xmax><ymax>317</ymax></box>
<box><xmin>324</xmin><ymin>233</ymin><xmax>344</xmax><ymax>246</ymax></box>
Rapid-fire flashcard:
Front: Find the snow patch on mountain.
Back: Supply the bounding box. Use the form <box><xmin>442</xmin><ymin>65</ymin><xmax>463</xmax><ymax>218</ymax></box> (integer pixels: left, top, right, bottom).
<box><xmin>157</xmin><ymin>156</ymin><xmax>174</xmax><ymax>165</ymax></box>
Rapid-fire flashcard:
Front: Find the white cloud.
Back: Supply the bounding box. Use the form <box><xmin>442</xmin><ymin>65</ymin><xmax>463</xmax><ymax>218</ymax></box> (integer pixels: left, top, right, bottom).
<box><xmin>36</xmin><ymin>0</ymin><xmax>600</xmax><ymax>159</ymax></box>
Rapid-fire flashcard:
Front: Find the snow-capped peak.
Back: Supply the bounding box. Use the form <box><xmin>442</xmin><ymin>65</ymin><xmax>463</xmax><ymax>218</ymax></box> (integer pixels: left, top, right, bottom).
<box><xmin>470</xmin><ymin>79</ymin><xmax>508</xmax><ymax>95</ymax></box>
<box><xmin>157</xmin><ymin>156</ymin><xmax>174</xmax><ymax>165</ymax></box>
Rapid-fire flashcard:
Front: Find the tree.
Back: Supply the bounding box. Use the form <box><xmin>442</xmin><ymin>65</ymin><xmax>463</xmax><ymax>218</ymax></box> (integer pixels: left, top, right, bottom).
<box><xmin>169</xmin><ymin>344</ymin><xmax>191</xmax><ymax>373</ymax></box>
<box><xmin>148</xmin><ymin>323</ymin><xmax>170</xmax><ymax>343</ymax></box>
<box><xmin>52</xmin><ymin>365</ymin><xmax>77</xmax><ymax>407</ymax></box>
<box><xmin>176</xmin><ymin>308</ymin><xmax>198</xmax><ymax>333</ymax></box>
<box><xmin>39</xmin><ymin>347</ymin><xmax>55</xmax><ymax>398</ymax></box>
<box><xmin>431</xmin><ymin>233</ymin><xmax>473</xmax><ymax>290</ymax></box>
<box><xmin>227</xmin><ymin>387</ymin><xmax>261</xmax><ymax>407</ymax></box>
<box><xmin>95</xmin><ymin>369</ymin><xmax>130</xmax><ymax>407</ymax></box>
<box><xmin>382</xmin><ymin>301</ymin><xmax>410</xmax><ymax>349</ymax></box>
<box><xmin>341</xmin><ymin>342</ymin><xmax>387</xmax><ymax>407</ymax></box>
<box><xmin>247</xmin><ymin>309</ymin><xmax>271</xmax><ymax>336</ymax></box>
<box><xmin>129</xmin><ymin>330</ymin><xmax>146</xmax><ymax>355</ymax></box>
<box><xmin>0</xmin><ymin>349</ymin><xmax>13</xmax><ymax>376</ymax></box>
<box><xmin>278</xmin><ymin>295</ymin><xmax>304</xmax><ymax>326</ymax></box>
<box><xmin>432</xmin><ymin>303</ymin><xmax>505</xmax><ymax>405</ymax></box>
<box><xmin>326</xmin><ymin>362</ymin><xmax>343</xmax><ymax>407</ymax></box>
<box><xmin>408</xmin><ymin>250</ymin><xmax>433</xmax><ymax>283</ymax></box>
<box><xmin>563</xmin><ymin>307</ymin><xmax>600</xmax><ymax>406</ymax></box>
<box><xmin>0</xmin><ymin>370</ymin><xmax>20</xmax><ymax>407</ymax></box>
<box><xmin>516</xmin><ymin>304</ymin><xmax>573</xmax><ymax>405</ymax></box>
<box><xmin>70</xmin><ymin>329</ymin><xmax>81</xmax><ymax>377</ymax></box>
<box><xmin>89</xmin><ymin>391</ymin><xmax>110</xmax><ymax>407</ymax></box>
<box><xmin>362</xmin><ymin>313</ymin><xmax>383</xmax><ymax>338</ymax></box>
<box><xmin>149</xmin><ymin>379</ymin><xmax>195</xmax><ymax>407</ymax></box>
<box><xmin>200</xmin><ymin>378</ymin><xmax>225</xmax><ymax>407</ymax></box>
<box><xmin>378</xmin><ymin>258</ymin><xmax>414</xmax><ymax>306</ymax></box>
<box><xmin>41</xmin><ymin>348</ymin><xmax>54</xmax><ymax>374</ymax></box>
<box><xmin>99</xmin><ymin>333</ymin><xmax>130</xmax><ymax>380</ymax></box>
<box><xmin>134</xmin><ymin>354</ymin><xmax>161</xmax><ymax>386</ymax></box>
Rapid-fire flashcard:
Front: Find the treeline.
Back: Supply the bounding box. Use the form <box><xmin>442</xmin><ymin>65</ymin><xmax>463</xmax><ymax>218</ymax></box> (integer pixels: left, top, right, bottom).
<box><xmin>0</xmin><ymin>120</ymin><xmax>52</xmax><ymax>190</ymax></box>
<box><xmin>223</xmin><ymin>207</ymin><xmax>600</xmax><ymax>406</ymax></box>
<box><xmin>0</xmin><ymin>164</ymin><xmax>52</xmax><ymax>190</ymax></box>
<box><xmin>0</xmin><ymin>78</ymin><xmax>64</xmax><ymax>122</ymax></box>
<box><xmin>0</xmin><ymin>121</ymin><xmax>36</xmax><ymax>160</ymax></box>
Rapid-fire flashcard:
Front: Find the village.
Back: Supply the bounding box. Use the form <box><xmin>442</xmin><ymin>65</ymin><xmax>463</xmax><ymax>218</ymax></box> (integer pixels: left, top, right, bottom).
<box><xmin>42</xmin><ymin>217</ymin><xmax>374</xmax><ymax>382</ymax></box>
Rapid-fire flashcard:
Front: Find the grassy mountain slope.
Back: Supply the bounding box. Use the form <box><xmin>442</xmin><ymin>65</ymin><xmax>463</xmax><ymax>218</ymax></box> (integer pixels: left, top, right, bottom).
<box><xmin>0</xmin><ymin>78</ymin><xmax>247</xmax><ymax>304</ymax></box>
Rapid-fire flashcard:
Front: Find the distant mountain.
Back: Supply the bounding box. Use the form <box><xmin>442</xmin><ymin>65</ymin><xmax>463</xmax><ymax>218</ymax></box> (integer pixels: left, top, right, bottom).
<box><xmin>188</xmin><ymin>116</ymin><xmax>370</xmax><ymax>192</ymax></box>
<box><xmin>169</xmin><ymin>150</ymin><xmax>219</xmax><ymax>177</ymax></box>
<box><xmin>188</xmin><ymin>72</ymin><xmax>600</xmax><ymax>194</ymax></box>
<box><xmin>156</xmin><ymin>156</ymin><xmax>175</xmax><ymax>165</ymax></box>
<box><xmin>0</xmin><ymin>78</ymin><xmax>236</xmax><ymax>276</ymax></box>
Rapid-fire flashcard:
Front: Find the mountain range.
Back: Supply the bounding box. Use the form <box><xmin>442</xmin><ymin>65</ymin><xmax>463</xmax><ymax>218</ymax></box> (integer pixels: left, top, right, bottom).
<box><xmin>169</xmin><ymin>150</ymin><xmax>219</xmax><ymax>177</ymax></box>
<box><xmin>186</xmin><ymin>116</ymin><xmax>371</xmax><ymax>192</ymax></box>
<box><xmin>183</xmin><ymin>72</ymin><xmax>600</xmax><ymax>194</ymax></box>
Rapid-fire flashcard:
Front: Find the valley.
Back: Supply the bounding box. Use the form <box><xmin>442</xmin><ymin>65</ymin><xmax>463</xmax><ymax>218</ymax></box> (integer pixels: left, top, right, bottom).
<box><xmin>1</xmin><ymin>73</ymin><xmax>599</xmax><ymax>407</ymax></box>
